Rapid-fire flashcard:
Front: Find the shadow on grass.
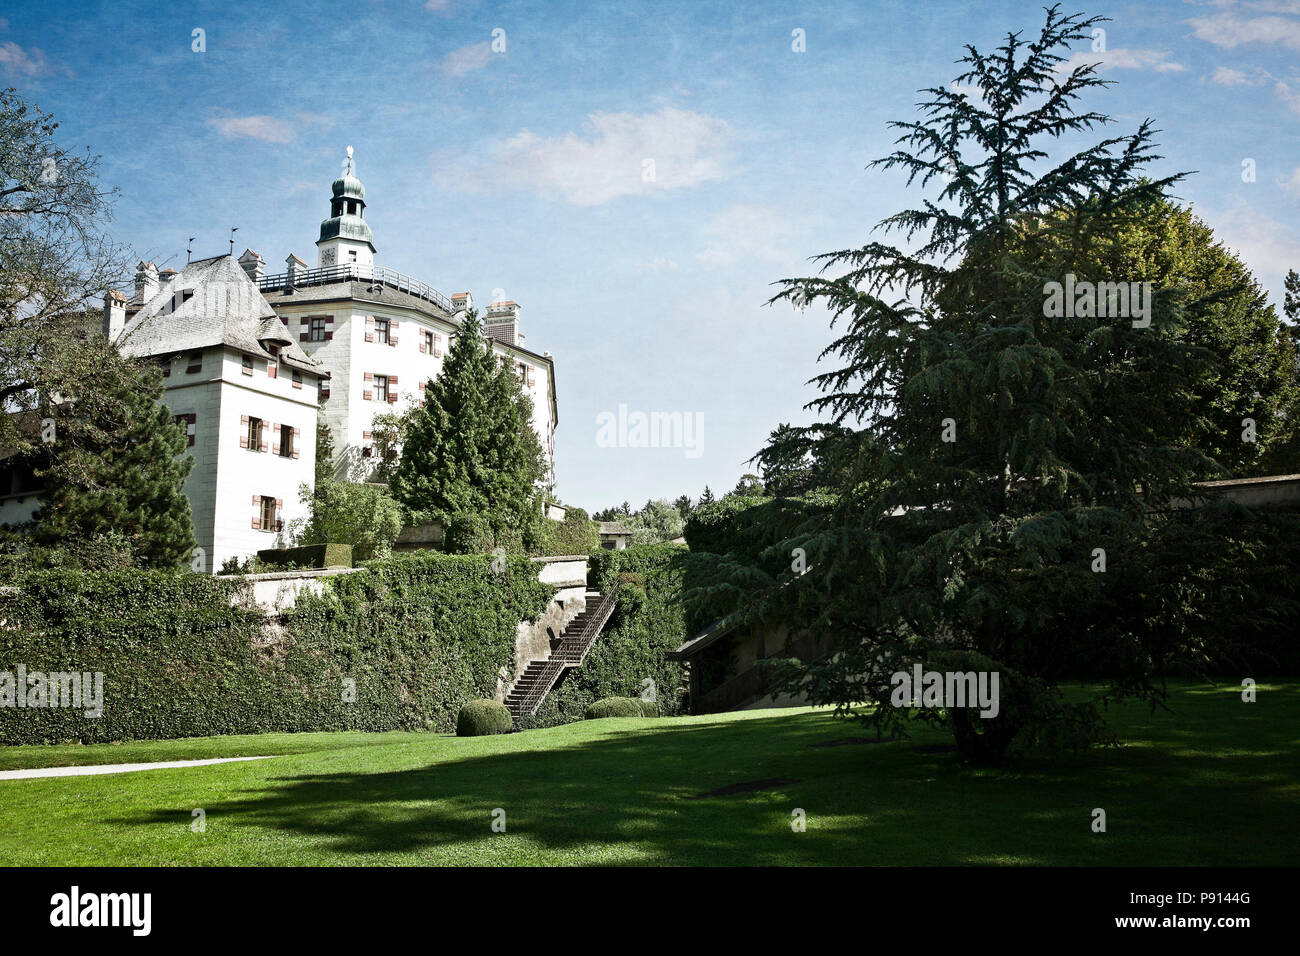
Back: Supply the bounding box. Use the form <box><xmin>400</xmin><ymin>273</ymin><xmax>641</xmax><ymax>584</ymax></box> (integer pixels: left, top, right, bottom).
<box><xmin>112</xmin><ymin>685</ymin><xmax>1300</xmax><ymax>865</ymax></box>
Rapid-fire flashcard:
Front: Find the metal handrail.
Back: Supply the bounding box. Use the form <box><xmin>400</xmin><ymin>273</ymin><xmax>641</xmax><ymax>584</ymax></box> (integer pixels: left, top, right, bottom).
<box><xmin>258</xmin><ymin>264</ymin><xmax>453</xmax><ymax>313</ymax></box>
<box><xmin>514</xmin><ymin>584</ymin><xmax>619</xmax><ymax>716</ymax></box>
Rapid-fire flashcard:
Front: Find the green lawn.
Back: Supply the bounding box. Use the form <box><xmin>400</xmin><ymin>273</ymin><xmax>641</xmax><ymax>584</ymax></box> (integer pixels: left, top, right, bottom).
<box><xmin>0</xmin><ymin>681</ymin><xmax>1296</xmax><ymax>866</ymax></box>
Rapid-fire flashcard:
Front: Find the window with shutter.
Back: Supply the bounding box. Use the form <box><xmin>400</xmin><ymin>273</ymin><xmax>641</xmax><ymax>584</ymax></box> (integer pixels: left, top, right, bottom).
<box><xmin>292</xmin><ymin>371</ymin><xmax>302</xmax><ymax>390</ymax></box>
<box><xmin>242</xmin><ymin>355</ymin><xmax>254</xmax><ymax>376</ymax></box>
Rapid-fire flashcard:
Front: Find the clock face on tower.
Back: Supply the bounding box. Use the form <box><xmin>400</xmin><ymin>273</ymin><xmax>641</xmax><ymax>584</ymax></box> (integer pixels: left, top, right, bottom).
<box><xmin>321</xmin><ymin>248</ymin><xmax>336</xmax><ymax>267</ymax></box>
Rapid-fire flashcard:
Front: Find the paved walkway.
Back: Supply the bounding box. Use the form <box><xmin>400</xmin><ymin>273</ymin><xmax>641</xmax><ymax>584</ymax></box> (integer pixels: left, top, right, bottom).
<box><xmin>0</xmin><ymin>755</ymin><xmax>276</xmax><ymax>781</ymax></box>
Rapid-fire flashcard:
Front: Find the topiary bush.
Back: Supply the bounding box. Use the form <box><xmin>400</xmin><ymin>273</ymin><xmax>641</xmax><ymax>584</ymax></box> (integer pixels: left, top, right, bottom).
<box><xmin>584</xmin><ymin>696</ymin><xmax>644</xmax><ymax>719</ymax></box>
<box><xmin>636</xmin><ymin>697</ymin><xmax>660</xmax><ymax>717</ymax></box>
<box><xmin>457</xmin><ymin>699</ymin><xmax>513</xmax><ymax>736</ymax></box>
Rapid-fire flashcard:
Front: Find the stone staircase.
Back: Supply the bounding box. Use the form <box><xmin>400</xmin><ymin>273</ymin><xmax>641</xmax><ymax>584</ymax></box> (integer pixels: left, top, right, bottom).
<box><xmin>504</xmin><ymin>586</ymin><xmax>618</xmax><ymax>722</ymax></box>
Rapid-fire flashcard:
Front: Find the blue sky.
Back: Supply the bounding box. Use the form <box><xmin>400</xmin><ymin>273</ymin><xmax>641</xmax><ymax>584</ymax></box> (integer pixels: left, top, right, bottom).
<box><xmin>5</xmin><ymin>0</ymin><xmax>1300</xmax><ymax>511</ymax></box>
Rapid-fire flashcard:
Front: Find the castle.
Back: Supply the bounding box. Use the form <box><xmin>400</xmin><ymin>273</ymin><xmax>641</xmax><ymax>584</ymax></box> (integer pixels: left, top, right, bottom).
<box><xmin>0</xmin><ymin>148</ymin><xmax>559</xmax><ymax>572</ymax></box>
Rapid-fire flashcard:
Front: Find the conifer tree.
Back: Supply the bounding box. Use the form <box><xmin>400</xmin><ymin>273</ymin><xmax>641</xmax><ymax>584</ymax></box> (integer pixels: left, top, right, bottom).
<box><xmin>391</xmin><ymin>310</ymin><xmax>546</xmax><ymax>550</ymax></box>
<box><xmin>758</xmin><ymin>5</ymin><xmax>1250</xmax><ymax>762</ymax></box>
<box><xmin>31</xmin><ymin>357</ymin><xmax>196</xmax><ymax>568</ymax></box>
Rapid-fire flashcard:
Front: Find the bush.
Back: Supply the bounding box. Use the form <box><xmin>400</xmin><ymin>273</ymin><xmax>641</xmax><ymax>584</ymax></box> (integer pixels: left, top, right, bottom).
<box><xmin>293</xmin><ymin>479</ymin><xmax>403</xmax><ymax>561</ymax></box>
<box><xmin>533</xmin><ymin>506</ymin><xmax>599</xmax><ymax>557</ymax></box>
<box><xmin>584</xmin><ymin>697</ymin><xmax>644</xmax><ymax>719</ymax></box>
<box><xmin>636</xmin><ymin>697</ymin><xmax>660</xmax><ymax>717</ymax></box>
<box><xmin>257</xmin><ymin>543</ymin><xmax>353</xmax><ymax>570</ymax></box>
<box><xmin>457</xmin><ymin>699</ymin><xmax>513</xmax><ymax>736</ymax></box>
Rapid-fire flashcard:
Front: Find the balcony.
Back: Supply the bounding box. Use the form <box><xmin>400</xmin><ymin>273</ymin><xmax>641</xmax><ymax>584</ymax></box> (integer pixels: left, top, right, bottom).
<box><xmin>258</xmin><ymin>264</ymin><xmax>453</xmax><ymax>314</ymax></box>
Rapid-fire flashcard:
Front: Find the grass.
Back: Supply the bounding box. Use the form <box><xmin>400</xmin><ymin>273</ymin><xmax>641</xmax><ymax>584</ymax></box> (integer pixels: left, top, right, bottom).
<box><xmin>0</xmin><ymin>680</ymin><xmax>1296</xmax><ymax>866</ymax></box>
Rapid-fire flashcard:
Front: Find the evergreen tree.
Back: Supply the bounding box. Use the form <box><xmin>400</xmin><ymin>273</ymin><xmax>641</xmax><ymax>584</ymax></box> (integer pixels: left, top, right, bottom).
<box><xmin>759</xmin><ymin>6</ymin><xmax>1240</xmax><ymax>762</ymax></box>
<box><xmin>673</xmin><ymin>494</ymin><xmax>694</xmax><ymax>520</ymax></box>
<box><xmin>697</xmin><ymin>485</ymin><xmax>714</xmax><ymax>507</ymax></box>
<box><xmin>391</xmin><ymin>309</ymin><xmax>546</xmax><ymax>550</ymax></box>
<box><xmin>31</xmin><ymin>357</ymin><xmax>196</xmax><ymax>568</ymax></box>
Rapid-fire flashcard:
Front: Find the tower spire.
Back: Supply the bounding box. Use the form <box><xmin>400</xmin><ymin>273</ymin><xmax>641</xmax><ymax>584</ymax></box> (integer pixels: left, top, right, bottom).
<box><xmin>317</xmin><ymin>145</ymin><xmax>376</xmax><ymax>269</ymax></box>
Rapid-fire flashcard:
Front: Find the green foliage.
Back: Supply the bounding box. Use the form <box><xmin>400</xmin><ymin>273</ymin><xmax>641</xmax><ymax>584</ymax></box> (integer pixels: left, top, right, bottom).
<box><xmin>636</xmin><ymin>697</ymin><xmax>660</xmax><ymax>717</ymax></box>
<box><xmin>0</xmin><ymin>551</ymin><xmax>552</xmax><ymax>744</ymax></box>
<box><xmin>256</xmin><ymin>543</ymin><xmax>353</xmax><ymax>570</ymax></box>
<box><xmin>584</xmin><ymin>697</ymin><xmax>643</xmax><ymax>719</ymax></box>
<box><xmin>533</xmin><ymin>506</ymin><xmax>599</xmax><ymax>556</ymax></box>
<box><xmin>456</xmin><ymin>699</ymin><xmax>513</xmax><ymax>736</ymax></box>
<box><xmin>315</xmin><ymin>419</ymin><xmax>336</xmax><ymax>484</ymax></box>
<box><xmin>293</xmin><ymin>479</ymin><xmax>402</xmax><ymax>562</ymax></box>
<box><xmin>391</xmin><ymin>309</ymin><xmax>547</xmax><ymax>548</ymax></box>
<box><xmin>29</xmin><ymin>360</ymin><xmax>197</xmax><ymax>569</ymax></box>
<box><xmin>759</xmin><ymin>6</ymin><xmax>1263</xmax><ymax>763</ymax></box>
<box><xmin>625</xmin><ymin>498</ymin><xmax>685</xmax><ymax>545</ymax></box>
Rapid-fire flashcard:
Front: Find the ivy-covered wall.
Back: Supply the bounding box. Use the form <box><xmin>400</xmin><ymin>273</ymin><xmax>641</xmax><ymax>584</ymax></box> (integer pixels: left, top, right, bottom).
<box><xmin>521</xmin><ymin>544</ymin><xmax>691</xmax><ymax>728</ymax></box>
<box><xmin>0</xmin><ymin>552</ymin><xmax>552</xmax><ymax>745</ymax></box>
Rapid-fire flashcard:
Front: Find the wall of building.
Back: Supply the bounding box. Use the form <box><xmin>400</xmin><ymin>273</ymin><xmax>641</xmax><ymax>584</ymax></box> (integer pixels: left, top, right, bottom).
<box><xmin>270</xmin><ymin>298</ymin><xmax>556</xmax><ymax>484</ymax></box>
<box><xmin>208</xmin><ymin>347</ymin><xmax>319</xmax><ymax>571</ymax></box>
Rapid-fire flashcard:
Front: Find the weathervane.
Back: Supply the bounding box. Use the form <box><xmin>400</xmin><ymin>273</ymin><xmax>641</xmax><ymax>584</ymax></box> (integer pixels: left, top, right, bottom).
<box><xmin>343</xmin><ymin>145</ymin><xmax>355</xmax><ymax>177</ymax></box>
<box><xmin>229</xmin><ymin>226</ymin><xmax>239</xmax><ymax>256</ymax></box>
<box><xmin>187</xmin><ymin>237</ymin><xmax>195</xmax><ymax>263</ymax></box>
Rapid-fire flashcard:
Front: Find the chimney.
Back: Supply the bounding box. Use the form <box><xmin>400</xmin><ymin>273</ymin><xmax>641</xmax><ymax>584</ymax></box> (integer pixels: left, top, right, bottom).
<box><xmin>285</xmin><ymin>253</ymin><xmax>307</xmax><ymax>292</ymax></box>
<box><xmin>484</xmin><ymin>300</ymin><xmax>521</xmax><ymax>346</ymax></box>
<box><xmin>134</xmin><ymin>261</ymin><xmax>159</xmax><ymax>304</ymax></box>
<box><xmin>239</xmin><ymin>248</ymin><xmax>265</xmax><ymax>283</ymax></box>
<box><xmin>102</xmin><ymin>290</ymin><xmax>127</xmax><ymax>341</ymax></box>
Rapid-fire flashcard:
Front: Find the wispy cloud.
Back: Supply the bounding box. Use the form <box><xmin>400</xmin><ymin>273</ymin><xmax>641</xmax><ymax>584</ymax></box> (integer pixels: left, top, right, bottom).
<box><xmin>697</xmin><ymin>204</ymin><xmax>800</xmax><ymax>269</ymax></box>
<box><xmin>1057</xmin><ymin>48</ymin><xmax>1186</xmax><ymax>74</ymax></box>
<box><xmin>1283</xmin><ymin>166</ymin><xmax>1300</xmax><ymax>196</ymax></box>
<box><xmin>1275</xmin><ymin>79</ymin><xmax>1300</xmax><ymax>116</ymax></box>
<box><xmin>208</xmin><ymin>114</ymin><xmax>295</xmax><ymax>144</ymax></box>
<box><xmin>435</xmin><ymin>107</ymin><xmax>734</xmax><ymax>206</ymax></box>
<box><xmin>1189</xmin><ymin>10</ymin><xmax>1300</xmax><ymax>51</ymax></box>
<box><xmin>0</xmin><ymin>40</ymin><xmax>65</xmax><ymax>78</ymax></box>
<box><xmin>440</xmin><ymin>40</ymin><xmax>494</xmax><ymax>77</ymax></box>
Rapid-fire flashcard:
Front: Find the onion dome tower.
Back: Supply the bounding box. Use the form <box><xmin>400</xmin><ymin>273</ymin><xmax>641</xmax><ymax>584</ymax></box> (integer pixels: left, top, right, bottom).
<box><xmin>316</xmin><ymin>145</ymin><xmax>376</xmax><ymax>271</ymax></box>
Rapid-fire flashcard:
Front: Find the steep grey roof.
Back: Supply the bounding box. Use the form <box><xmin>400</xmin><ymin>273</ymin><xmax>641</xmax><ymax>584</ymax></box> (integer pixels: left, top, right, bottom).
<box><xmin>117</xmin><ymin>255</ymin><xmax>320</xmax><ymax>374</ymax></box>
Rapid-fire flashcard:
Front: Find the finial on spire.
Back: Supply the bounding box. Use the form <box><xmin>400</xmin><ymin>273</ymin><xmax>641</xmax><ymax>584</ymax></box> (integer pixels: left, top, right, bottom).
<box><xmin>343</xmin><ymin>145</ymin><xmax>355</xmax><ymax>177</ymax></box>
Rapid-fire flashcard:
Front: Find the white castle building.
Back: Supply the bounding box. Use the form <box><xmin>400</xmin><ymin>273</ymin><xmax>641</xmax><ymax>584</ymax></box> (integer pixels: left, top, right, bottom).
<box><xmin>245</xmin><ymin>147</ymin><xmax>558</xmax><ymax>486</ymax></box>
<box><xmin>0</xmin><ymin>148</ymin><xmax>559</xmax><ymax>572</ymax></box>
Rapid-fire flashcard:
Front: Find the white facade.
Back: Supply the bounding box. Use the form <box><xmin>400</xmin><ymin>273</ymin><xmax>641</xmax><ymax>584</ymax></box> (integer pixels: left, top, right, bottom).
<box><xmin>253</xmin><ymin>147</ymin><xmax>558</xmax><ymax>487</ymax></box>
<box><xmin>114</xmin><ymin>256</ymin><xmax>324</xmax><ymax>572</ymax></box>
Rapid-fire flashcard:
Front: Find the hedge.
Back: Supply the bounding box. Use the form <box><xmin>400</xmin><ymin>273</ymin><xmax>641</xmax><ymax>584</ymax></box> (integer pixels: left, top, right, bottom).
<box><xmin>0</xmin><ymin>551</ymin><xmax>552</xmax><ymax>745</ymax></box>
<box><xmin>584</xmin><ymin>697</ymin><xmax>643</xmax><ymax>719</ymax></box>
<box><xmin>457</xmin><ymin>699</ymin><xmax>513</xmax><ymax>736</ymax></box>
<box><xmin>257</xmin><ymin>543</ymin><xmax>353</xmax><ymax>570</ymax></box>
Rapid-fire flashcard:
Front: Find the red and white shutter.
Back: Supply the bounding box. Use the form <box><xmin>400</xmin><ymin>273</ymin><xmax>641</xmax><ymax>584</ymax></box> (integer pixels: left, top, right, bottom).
<box><xmin>240</xmin><ymin>415</ymin><xmax>249</xmax><ymax>449</ymax></box>
<box><xmin>292</xmin><ymin>427</ymin><xmax>301</xmax><ymax>459</ymax></box>
<box><xmin>363</xmin><ymin>371</ymin><xmax>373</xmax><ymax>402</ymax></box>
<box><xmin>275</xmin><ymin>499</ymin><xmax>284</xmax><ymax>532</ymax></box>
<box><xmin>390</xmin><ymin>320</ymin><xmax>399</xmax><ymax>347</ymax></box>
<box><xmin>251</xmin><ymin>494</ymin><xmax>261</xmax><ymax>530</ymax></box>
<box><xmin>388</xmin><ymin>374</ymin><xmax>399</xmax><ymax>403</ymax></box>
<box><xmin>364</xmin><ymin>315</ymin><xmax>375</xmax><ymax>343</ymax></box>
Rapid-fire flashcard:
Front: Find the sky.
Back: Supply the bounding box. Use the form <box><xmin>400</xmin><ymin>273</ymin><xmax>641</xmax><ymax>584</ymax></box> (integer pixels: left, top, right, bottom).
<box><xmin>4</xmin><ymin>0</ymin><xmax>1300</xmax><ymax>513</ymax></box>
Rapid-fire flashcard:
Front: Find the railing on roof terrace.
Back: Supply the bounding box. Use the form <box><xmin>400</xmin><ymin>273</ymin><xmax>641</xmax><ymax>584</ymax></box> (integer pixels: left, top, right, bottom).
<box><xmin>257</xmin><ymin>264</ymin><xmax>452</xmax><ymax>314</ymax></box>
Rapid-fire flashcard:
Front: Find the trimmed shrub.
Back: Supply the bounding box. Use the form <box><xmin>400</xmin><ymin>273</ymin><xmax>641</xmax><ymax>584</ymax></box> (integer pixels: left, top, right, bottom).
<box><xmin>636</xmin><ymin>697</ymin><xmax>660</xmax><ymax>717</ymax></box>
<box><xmin>0</xmin><ymin>551</ymin><xmax>552</xmax><ymax>744</ymax></box>
<box><xmin>457</xmin><ymin>699</ymin><xmax>513</xmax><ymax>736</ymax></box>
<box><xmin>584</xmin><ymin>696</ymin><xmax>644</xmax><ymax>719</ymax></box>
<box><xmin>257</xmin><ymin>543</ymin><xmax>352</xmax><ymax>570</ymax></box>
